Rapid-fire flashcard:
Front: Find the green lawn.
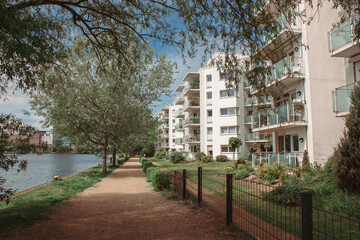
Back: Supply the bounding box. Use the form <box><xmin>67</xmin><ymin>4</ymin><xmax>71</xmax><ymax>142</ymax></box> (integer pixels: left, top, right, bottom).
<box><xmin>0</xmin><ymin>164</ymin><xmax>121</xmax><ymax>232</ymax></box>
<box><xmin>152</xmin><ymin>158</ymin><xmax>360</xmax><ymax>240</ymax></box>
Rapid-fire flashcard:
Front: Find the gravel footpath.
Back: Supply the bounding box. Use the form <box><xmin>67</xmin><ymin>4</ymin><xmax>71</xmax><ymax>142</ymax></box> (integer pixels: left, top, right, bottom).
<box><xmin>1</xmin><ymin>157</ymin><xmax>238</xmax><ymax>240</ymax></box>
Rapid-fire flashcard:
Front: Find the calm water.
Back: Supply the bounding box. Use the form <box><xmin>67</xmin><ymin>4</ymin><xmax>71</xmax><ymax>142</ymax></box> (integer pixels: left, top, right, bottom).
<box><xmin>0</xmin><ymin>154</ymin><xmax>102</xmax><ymax>193</ymax></box>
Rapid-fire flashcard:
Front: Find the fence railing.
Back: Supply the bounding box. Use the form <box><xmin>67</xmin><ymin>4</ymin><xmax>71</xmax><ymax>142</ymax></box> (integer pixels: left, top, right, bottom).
<box><xmin>171</xmin><ymin>167</ymin><xmax>360</xmax><ymax>240</ymax></box>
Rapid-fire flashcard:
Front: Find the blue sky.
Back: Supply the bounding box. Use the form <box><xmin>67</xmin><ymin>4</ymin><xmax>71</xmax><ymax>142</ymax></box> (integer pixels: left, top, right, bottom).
<box><xmin>0</xmin><ymin>41</ymin><xmax>203</xmax><ymax>131</ymax></box>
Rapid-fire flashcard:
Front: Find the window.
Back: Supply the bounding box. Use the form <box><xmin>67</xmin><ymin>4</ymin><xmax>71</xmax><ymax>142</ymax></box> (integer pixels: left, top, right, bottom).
<box><xmin>220</xmin><ymin>126</ymin><xmax>237</xmax><ymax>135</ymax></box>
<box><xmin>293</xmin><ymin>135</ymin><xmax>299</xmax><ymax>152</ymax></box>
<box><xmin>206</xmin><ymin>74</ymin><xmax>212</xmax><ymax>82</ymax></box>
<box><xmin>220</xmin><ymin>108</ymin><xmax>236</xmax><ymax>116</ymax></box>
<box><xmin>172</xmin><ymin>119</ymin><xmax>175</xmax><ymax>123</ymax></box>
<box><xmin>207</xmin><ymin>127</ymin><xmax>213</xmax><ymax>135</ymax></box>
<box><xmin>172</xmin><ymin>129</ymin><xmax>175</xmax><ymax>133</ymax></box>
<box><xmin>220</xmin><ymin>89</ymin><xmax>235</xmax><ymax>98</ymax></box>
<box><xmin>207</xmin><ymin>92</ymin><xmax>212</xmax><ymax>99</ymax></box>
<box><xmin>207</xmin><ymin>110</ymin><xmax>212</xmax><ymax>117</ymax></box>
<box><xmin>221</xmin><ymin>145</ymin><xmax>231</xmax><ymax>153</ymax></box>
<box><xmin>220</xmin><ymin>72</ymin><xmax>234</xmax><ymax>80</ymax></box>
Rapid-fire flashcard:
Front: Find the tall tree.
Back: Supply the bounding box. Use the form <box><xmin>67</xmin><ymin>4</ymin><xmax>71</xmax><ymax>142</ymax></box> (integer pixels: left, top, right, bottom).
<box><xmin>31</xmin><ymin>38</ymin><xmax>175</xmax><ymax>173</ymax></box>
<box><xmin>333</xmin><ymin>83</ymin><xmax>360</xmax><ymax>191</ymax></box>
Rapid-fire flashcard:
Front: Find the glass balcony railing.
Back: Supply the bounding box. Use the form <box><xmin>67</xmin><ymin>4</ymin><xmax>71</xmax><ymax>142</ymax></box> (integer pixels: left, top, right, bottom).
<box><xmin>252</xmin><ymin>102</ymin><xmax>306</xmax><ymax>130</ymax></box>
<box><xmin>252</xmin><ymin>152</ymin><xmax>303</xmax><ymax>166</ymax></box>
<box><xmin>182</xmin><ymin>82</ymin><xmax>200</xmax><ymax>94</ymax></box>
<box><xmin>175</xmin><ymin>109</ymin><xmax>184</xmax><ymax>118</ymax></box>
<box><xmin>175</xmin><ymin>123</ymin><xmax>184</xmax><ymax>130</ymax></box>
<box><xmin>175</xmin><ymin>138</ymin><xmax>183</xmax><ymax>144</ymax></box>
<box><xmin>183</xmin><ymin>134</ymin><xmax>200</xmax><ymax>143</ymax></box>
<box><xmin>245</xmin><ymin>115</ymin><xmax>252</xmax><ymax>123</ymax></box>
<box><xmin>332</xmin><ymin>83</ymin><xmax>354</xmax><ymax>114</ymax></box>
<box><xmin>174</xmin><ymin>95</ymin><xmax>185</xmax><ymax>104</ymax></box>
<box><xmin>245</xmin><ymin>133</ymin><xmax>270</xmax><ymax>141</ymax></box>
<box><xmin>184</xmin><ymin>118</ymin><xmax>200</xmax><ymax>125</ymax></box>
<box><xmin>328</xmin><ymin>19</ymin><xmax>352</xmax><ymax>53</ymax></box>
<box><xmin>183</xmin><ymin>100</ymin><xmax>200</xmax><ymax>110</ymax></box>
<box><xmin>244</xmin><ymin>96</ymin><xmax>272</xmax><ymax>106</ymax></box>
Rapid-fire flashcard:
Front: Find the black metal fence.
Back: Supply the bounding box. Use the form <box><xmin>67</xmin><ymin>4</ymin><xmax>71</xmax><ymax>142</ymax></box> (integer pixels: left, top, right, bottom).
<box><xmin>172</xmin><ymin>167</ymin><xmax>360</xmax><ymax>240</ymax></box>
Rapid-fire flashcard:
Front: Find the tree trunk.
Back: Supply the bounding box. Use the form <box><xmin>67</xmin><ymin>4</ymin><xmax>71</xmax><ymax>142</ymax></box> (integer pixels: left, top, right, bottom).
<box><xmin>233</xmin><ymin>151</ymin><xmax>235</xmax><ymax>160</ymax></box>
<box><xmin>112</xmin><ymin>147</ymin><xmax>117</xmax><ymax>167</ymax></box>
<box><xmin>102</xmin><ymin>142</ymin><xmax>108</xmax><ymax>173</ymax></box>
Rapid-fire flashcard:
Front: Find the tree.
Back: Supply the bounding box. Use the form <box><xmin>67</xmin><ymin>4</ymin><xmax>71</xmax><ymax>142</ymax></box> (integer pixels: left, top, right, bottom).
<box><xmin>229</xmin><ymin>137</ymin><xmax>242</xmax><ymax>160</ymax></box>
<box><xmin>0</xmin><ymin>114</ymin><xmax>35</xmax><ymax>202</ymax></box>
<box><xmin>333</xmin><ymin>83</ymin><xmax>360</xmax><ymax>191</ymax></box>
<box><xmin>31</xmin><ymin>38</ymin><xmax>175</xmax><ymax>173</ymax></box>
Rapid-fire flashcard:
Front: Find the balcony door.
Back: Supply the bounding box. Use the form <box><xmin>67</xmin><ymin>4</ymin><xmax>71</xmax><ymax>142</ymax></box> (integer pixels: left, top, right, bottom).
<box><xmin>278</xmin><ymin>134</ymin><xmax>299</xmax><ymax>153</ymax></box>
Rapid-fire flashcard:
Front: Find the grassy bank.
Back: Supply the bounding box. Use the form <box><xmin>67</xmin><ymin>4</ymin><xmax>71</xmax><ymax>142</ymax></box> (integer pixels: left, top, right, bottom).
<box><xmin>0</xmin><ymin>163</ymin><xmax>122</xmax><ymax>232</ymax></box>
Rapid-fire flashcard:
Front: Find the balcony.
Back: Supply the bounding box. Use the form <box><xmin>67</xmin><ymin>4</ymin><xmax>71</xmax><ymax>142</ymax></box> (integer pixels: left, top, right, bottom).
<box><xmin>252</xmin><ymin>152</ymin><xmax>303</xmax><ymax>166</ymax></box>
<box><xmin>244</xmin><ymin>96</ymin><xmax>272</xmax><ymax>107</ymax></box>
<box><xmin>175</xmin><ymin>109</ymin><xmax>184</xmax><ymax>118</ymax></box>
<box><xmin>175</xmin><ymin>123</ymin><xmax>184</xmax><ymax>131</ymax></box>
<box><xmin>332</xmin><ymin>83</ymin><xmax>354</xmax><ymax>116</ymax></box>
<box><xmin>256</xmin><ymin>14</ymin><xmax>302</xmax><ymax>58</ymax></box>
<box><xmin>161</xmin><ymin>133</ymin><xmax>169</xmax><ymax>139</ymax></box>
<box><xmin>182</xmin><ymin>82</ymin><xmax>200</xmax><ymax>97</ymax></box>
<box><xmin>245</xmin><ymin>133</ymin><xmax>270</xmax><ymax>142</ymax></box>
<box><xmin>252</xmin><ymin>102</ymin><xmax>307</xmax><ymax>133</ymax></box>
<box><xmin>183</xmin><ymin>100</ymin><xmax>200</xmax><ymax>113</ymax></box>
<box><xmin>184</xmin><ymin>118</ymin><xmax>200</xmax><ymax>128</ymax></box>
<box><xmin>328</xmin><ymin>17</ymin><xmax>360</xmax><ymax>58</ymax></box>
<box><xmin>174</xmin><ymin>95</ymin><xmax>185</xmax><ymax>105</ymax></box>
<box><xmin>245</xmin><ymin>115</ymin><xmax>252</xmax><ymax>124</ymax></box>
<box><xmin>175</xmin><ymin>138</ymin><xmax>183</xmax><ymax>145</ymax></box>
<box><xmin>183</xmin><ymin>134</ymin><xmax>200</xmax><ymax>144</ymax></box>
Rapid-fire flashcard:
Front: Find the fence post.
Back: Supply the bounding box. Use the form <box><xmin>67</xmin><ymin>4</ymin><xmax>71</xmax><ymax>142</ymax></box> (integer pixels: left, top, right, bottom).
<box><xmin>301</xmin><ymin>191</ymin><xmax>313</xmax><ymax>240</ymax></box>
<box><xmin>182</xmin><ymin>169</ymin><xmax>186</xmax><ymax>200</ymax></box>
<box><xmin>226</xmin><ymin>174</ymin><xmax>233</xmax><ymax>226</ymax></box>
<box><xmin>198</xmin><ymin>167</ymin><xmax>202</xmax><ymax>205</ymax></box>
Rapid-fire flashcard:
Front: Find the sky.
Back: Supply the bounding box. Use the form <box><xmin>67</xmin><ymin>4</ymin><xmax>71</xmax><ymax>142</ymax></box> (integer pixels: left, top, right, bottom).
<box><xmin>0</xmin><ymin>38</ymin><xmax>204</xmax><ymax>132</ymax></box>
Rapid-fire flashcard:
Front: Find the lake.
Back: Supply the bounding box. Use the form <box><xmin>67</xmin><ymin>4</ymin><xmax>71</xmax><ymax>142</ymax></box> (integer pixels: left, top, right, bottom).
<box><xmin>0</xmin><ymin>154</ymin><xmax>103</xmax><ymax>193</ymax></box>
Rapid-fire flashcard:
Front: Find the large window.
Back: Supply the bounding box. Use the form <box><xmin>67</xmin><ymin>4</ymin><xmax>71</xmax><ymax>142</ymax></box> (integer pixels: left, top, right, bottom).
<box><xmin>220</xmin><ymin>126</ymin><xmax>237</xmax><ymax>135</ymax></box>
<box><xmin>220</xmin><ymin>89</ymin><xmax>235</xmax><ymax>98</ymax></box>
<box><xmin>220</xmin><ymin>108</ymin><xmax>236</xmax><ymax>116</ymax></box>
<box><xmin>221</xmin><ymin>145</ymin><xmax>231</xmax><ymax>153</ymax></box>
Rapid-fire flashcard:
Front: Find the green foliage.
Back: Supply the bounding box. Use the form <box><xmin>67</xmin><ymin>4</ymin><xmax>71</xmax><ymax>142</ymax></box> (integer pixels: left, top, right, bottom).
<box><xmin>195</xmin><ymin>152</ymin><xmax>206</xmax><ymax>161</ymax></box>
<box><xmin>258</xmin><ymin>163</ymin><xmax>285</xmax><ymax>184</ymax></box>
<box><xmin>141</xmin><ymin>160</ymin><xmax>153</xmax><ymax>172</ymax></box>
<box><xmin>234</xmin><ymin>158</ymin><xmax>247</xmax><ymax>169</ymax></box>
<box><xmin>154</xmin><ymin>151</ymin><xmax>166</xmax><ymax>159</ymax></box>
<box><xmin>302</xmin><ymin>150</ymin><xmax>310</xmax><ymax>173</ymax></box>
<box><xmin>333</xmin><ymin>83</ymin><xmax>360</xmax><ymax>191</ymax></box>
<box><xmin>201</xmin><ymin>155</ymin><xmax>213</xmax><ymax>163</ymax></box>
<box><xmin>234</xmin><ymin>168</ymin><xmax>250</xmax><ymax>179</ymax></box>
<box><xmin>216</xmin><ymin>155</ymin><xmax>229</xmax><ymax>162</ymax></box>
<box><xmin>169</xmin><ymin>151</ymin><xmax>185</xmax><ymax>164</ymax></box>
<box><xmin>228</xmin><ymin>137</ymin><xmax>242</xmax><ymax>160</ymax></box>
<box><xmin>53</xmin><ymin>145</ymin><xmax>73</xmax><ymax>153</ymax></box>
<box><xmin>151</xmin><ymin>171</ymin><xmax>172</xmax><ymax>191</ymax></box>
<box><xmin>223</xmin><ymin>167</ymin><xmax>234</xmax><ymax>174</ymax></box>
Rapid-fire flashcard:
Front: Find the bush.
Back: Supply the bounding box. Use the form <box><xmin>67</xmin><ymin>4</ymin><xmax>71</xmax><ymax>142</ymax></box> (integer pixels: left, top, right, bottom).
<box><xmin>195</xmin><ymin>152</ymin><xmax>206</xmax><ymax>161</ymax></box>
<box><xmin>154</xmin><ymin>151</ymin><xmax>166</xmax><ymax>159</ymax></box>
<box><xmin>169</xmin><ymin>151</ymin><xmax>185</xmax><ymax>164</ymax></box>
<box><xmin>302</xmin><ymin>150</ymin><xmax>311</xmax><ymax>173</ymax></box>
<box><xmin>152</xmin><ymin>171</ymin><xmax>172</xmax><ymax>191</ymax></box>
<box><xmin>258</xmin><ymin>163</ymin><xmax>285</xmax><ymax>184</ymax></box>
<box><xmin>146</xmin><ymin>166</ymin><xmax>160</xmax><ymax>178</ymax></box>
<box><xmin>234</xmin><ymin>168</ymin><xmax>250</xmax><ymax>179</ymax></box>
<box><xmin>201</xmin><ymin>155</ymin><xmax>213</xmax><ymax>162</ymax></box>
<box><xmin>142</xmin><ymin>160</ymin><xmax>153</xmax><ymax>172</ymax></box>
<box><xmin>216</xmin><ymin>155</ymin><xmax>228</xmax><ymax>162</ymax></box>
<box><xmin>223</xmin><ymin>167</ymin><xmax>234</xmax><ymax>174</ymax></box>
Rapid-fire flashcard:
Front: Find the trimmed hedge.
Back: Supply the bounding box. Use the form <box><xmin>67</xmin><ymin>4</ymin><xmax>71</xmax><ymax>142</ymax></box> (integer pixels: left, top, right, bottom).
<box><xmin>140</xmin><ymin>159</ymin><xmax>172</xmax><ymax>191</ymax></box>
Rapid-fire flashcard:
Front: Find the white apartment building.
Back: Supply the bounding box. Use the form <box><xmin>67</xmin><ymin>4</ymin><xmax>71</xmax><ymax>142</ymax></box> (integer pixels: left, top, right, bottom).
<box><xmin>248</xmin><ymin>1</ymin><xmax>348</xmax><ymax>165</ymax></box>
<box><xmin>156</xmin><ymin>1</ymin><xmax>355</xmax><ymax>164</ymax></box>
<box><xmin>155</xmin><ymin>104</ymin><xmax>184</xmax><ymax>152</ymax></box>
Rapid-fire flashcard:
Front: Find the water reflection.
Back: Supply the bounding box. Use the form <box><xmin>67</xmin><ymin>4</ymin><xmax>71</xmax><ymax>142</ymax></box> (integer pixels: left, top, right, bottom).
<box><xmin>0</xmin><ymin>154</ymin><xmax>101</xmax><ymax>193</ymax></box>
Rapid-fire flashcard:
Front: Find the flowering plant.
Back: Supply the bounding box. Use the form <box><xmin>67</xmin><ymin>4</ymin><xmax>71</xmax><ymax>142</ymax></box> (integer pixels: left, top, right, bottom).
<box><xmin>332</xmin><ymin>15</ymin><xmax>348</xmax><ymax>28</ymax></box>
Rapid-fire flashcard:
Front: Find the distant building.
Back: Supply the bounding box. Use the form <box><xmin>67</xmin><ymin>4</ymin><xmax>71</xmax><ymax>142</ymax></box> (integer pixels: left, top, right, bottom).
<box><xmin>36</xmin><ymin>131</ymin><xmax>53</xmax><ymax>147</ymax></box>
<box><xmin>9</xmin><ymin>134</ymin><xmax>42</xmax><ymax>146</ymax></box>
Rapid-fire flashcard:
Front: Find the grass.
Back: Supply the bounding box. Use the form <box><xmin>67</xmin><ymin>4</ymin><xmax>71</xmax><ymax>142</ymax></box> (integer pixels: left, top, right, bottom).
<box><xmin>151</xmin><ymin>158</ymin><xmax>360</xmax><ymax>240</ymax></box>
<box><xmin>0</xmin><ymin>164</ymin><xmax>121</xmax><ymax>232</ymax></box>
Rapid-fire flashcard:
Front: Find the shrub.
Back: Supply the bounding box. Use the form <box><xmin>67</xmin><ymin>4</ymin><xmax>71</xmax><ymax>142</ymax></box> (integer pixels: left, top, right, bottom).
<box><xmin>258</xmin><ymin>163</ymin><xmax>285</xmax><ymax>184</ymax></box>
<box><xmin>142</xmin><ymin>161</ymin><xmax>153</xmax><ymax>172</ymax></box>
<box><xmin>152</xmin><ymin>171</ymin><xmax>172</xmax><ymax>191</ymax></box>
<box><xmin>195</xmin><ymin>152</ymin><xmax>206</xmax><ymax>161</ymax></box>
<box><xmin>201</xmin><ymin>155</ymin><xmax>213</xmax><ymax>162</ymax></box>
<box><xmin>169</xmin><ymin>151</ymin><xmax>185</xmax><ymax>164</ymax></box>
<box><xmin>146</xmin><ymin>166</ymin><xmax>160</xmax><ymax>178</ymax></box>
<box><xmin>234</xmin><ymin>168</ymin><xmax>250</xmax><ymax>179</ymax></box>
<box><xmin>154</xmin><ymin>151</ymin><xmax>166</xmax><ymax>159</ymax></box>
<box><xmin>216</xmin><ymin>155</ymin><xmax>228</xmax><ymax>162</ymax></box>
<box><xmin>302</xmin><ymin>150</ymin><xmax>311</xmax><ymax>173</ymax></box>
<box><xmin>333</xmin><ymin>83</ymin><xmax>360</xmax><ymax>191</ymax></box>
<box><xmin>223</xmin><ymin>167</ymin><xmax>234</xmax><ymax>174</ymax></box>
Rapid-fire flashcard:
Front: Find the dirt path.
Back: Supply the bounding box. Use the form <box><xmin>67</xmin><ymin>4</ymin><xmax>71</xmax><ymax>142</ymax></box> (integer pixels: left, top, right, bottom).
<box><xmin>2</xmin><ymin>158</ymin><xmax>237</xmax><ymax>240</ymax></box>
